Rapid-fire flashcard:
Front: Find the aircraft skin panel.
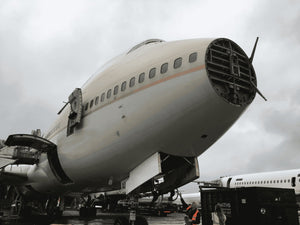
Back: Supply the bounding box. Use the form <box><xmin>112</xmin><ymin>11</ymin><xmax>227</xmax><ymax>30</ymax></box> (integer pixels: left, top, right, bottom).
<box><xmin>20</xmin><ymin>37</ymin><xmax>257</xmax><ymax>194</ymax></box>
<box><xmin>29</xmin><ymin>61</ymin><xmax>247</xmax><ymax>193</ymax></box>
<box><xmin>45</xmin><ymin>38</ymin><xmax>213</xmax><ymax>141</ymax></box>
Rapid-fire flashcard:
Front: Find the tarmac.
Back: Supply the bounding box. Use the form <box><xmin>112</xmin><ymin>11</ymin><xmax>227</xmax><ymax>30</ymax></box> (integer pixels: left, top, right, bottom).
<box><xmin>2</xmin><ymin>210</ymin><xmax>300</xmax><ymax>225</ymax></box>
<box><xmin>0</xmin><ymin>210</ymin><xmax>186</xmax><ymax>225</ymax></box>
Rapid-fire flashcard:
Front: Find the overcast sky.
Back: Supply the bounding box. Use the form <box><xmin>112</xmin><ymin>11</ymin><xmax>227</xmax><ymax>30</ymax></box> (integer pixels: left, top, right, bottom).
<box><xmin>1</xmin><ymin>0</ymin><xmax>300</xmax><ymax>191</ymax></box>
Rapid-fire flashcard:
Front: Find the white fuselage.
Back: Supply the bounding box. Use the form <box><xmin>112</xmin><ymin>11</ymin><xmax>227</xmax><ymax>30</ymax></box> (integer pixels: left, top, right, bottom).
<box><xmin>220</xmin><ymin>169</ymin><xmax>300</xmax><ymax>195</ymax></box>
<box><xmin>6</xmin><ymin>38</ymin><xmax>256</xmax><ymax>195</ymax></box>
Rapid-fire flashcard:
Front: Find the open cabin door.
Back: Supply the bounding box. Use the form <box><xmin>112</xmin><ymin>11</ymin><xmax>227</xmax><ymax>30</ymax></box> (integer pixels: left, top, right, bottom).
<box><xmin>292</xmin><ymin>177</ymin><xmax>296</xmax><ymax>187</ymax></box>
<box><xmin>67</xmin><ymin>88</ymin><xmax>83</xmax><ymax>136</ymax></box>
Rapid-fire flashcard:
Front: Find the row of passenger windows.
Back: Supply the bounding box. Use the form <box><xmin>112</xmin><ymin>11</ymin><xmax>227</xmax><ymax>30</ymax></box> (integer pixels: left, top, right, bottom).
<box><xmin>235</xmin><ymin>179</ymin><xmax>291</xmax><ymax>186</ymax></box>
<box><xmin>84</xmin><ymin>52</ymin><xmax>198</xmax><ymax>111</ymax></box>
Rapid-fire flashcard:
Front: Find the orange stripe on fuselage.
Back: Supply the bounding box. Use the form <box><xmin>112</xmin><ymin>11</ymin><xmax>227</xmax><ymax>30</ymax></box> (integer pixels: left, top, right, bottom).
<box><xmin>85</xmin><ymin>64</ymin><xmax>206</xmax><ymax>117</ymax></box>
<box><xmin>133</xmin><ymin>64</ymin><xmax>206</xmax><ymax>95</ymax></box>
<box><xmin>47</xmin><ymin>64</ymin><xmax>206</xmax><ymax>140</ymax></box>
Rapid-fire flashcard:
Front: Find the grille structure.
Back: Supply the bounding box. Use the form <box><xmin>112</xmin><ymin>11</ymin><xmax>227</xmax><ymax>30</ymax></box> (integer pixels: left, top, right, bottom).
<box><xmin>205</xmin><ymin>38</ymin><xmax>257</xmax><ymax>106</ymax></box>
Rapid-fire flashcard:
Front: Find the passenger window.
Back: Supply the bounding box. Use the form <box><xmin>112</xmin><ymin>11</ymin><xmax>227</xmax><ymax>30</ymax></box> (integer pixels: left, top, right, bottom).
<box><xmin>95</xmin><ymin>96</ymin><xmax>99</xmax><ymax>105</ymax></box>
<box><xmin>85</xmin><ymin>103</ymin><xmax>89</xmax><ymax>111</ymax></box>
<box><xmin>149</xmin><ymin>68</ymin><xmax>156</xmax><ymax>79</ymax></box>
<box><xmin>107</xmin><ymin>89</ymin><xmax>112</xmax><ymax>99</ymax></box>
<box><xmin>174</xmin><ymin>57</ymin><xmax>182</xmax><ymax>69</ymax></box>
<box><xmin>161</xmin><ymin>63</ymin><xmax>168</xmax><ymax>74</ymax></box>
<box><xmin>90</xmin><ymin>99</ymin><xmax>94</xmax><ymax>108</ymax></box>
<box><xmin>114</xmin><ymin>85</ymin><xmax>119</xmax><ymax>95</ymax></box>
<box><xmin>130</xmin><ymin>77</ymin><xmax>135</xmax><ymax>87</ymax></box>
<box><xmin>189</xmin><ymin>52</ymin><xmax>197</xmax><ymax>63</ymax></box>
<box><xmin>139</xmin><ymin>73</ymin><xmax>145</xmax><ymax>83</ymax></box>
<box><xmin>121</xmin><ymin>81</ymin><xmax>127</xmax><ymax>91</ymax></box>
<box><xmin>101</xmin><ymin>93</ymin><xmax>105</xmax><ymax>102</ymax></box>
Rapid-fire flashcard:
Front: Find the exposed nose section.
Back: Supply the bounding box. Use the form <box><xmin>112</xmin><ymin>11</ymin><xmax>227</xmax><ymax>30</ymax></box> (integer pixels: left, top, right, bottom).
<box><xmin>205</xmin><ymin>38</ymin><xmax>257</xmax><ymax>107</ymax></box>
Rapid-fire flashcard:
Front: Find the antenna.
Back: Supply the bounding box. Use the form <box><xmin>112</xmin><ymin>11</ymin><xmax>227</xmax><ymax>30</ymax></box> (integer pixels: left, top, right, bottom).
<box><xmin>249</xmin><ymin>37</ymin><xmax>259</xmax><ymax>63</ymax></box>
<box><xmin>57</xmin><ymin>101</ymin><xmax>69</xmax><ymax>115</ymax></box>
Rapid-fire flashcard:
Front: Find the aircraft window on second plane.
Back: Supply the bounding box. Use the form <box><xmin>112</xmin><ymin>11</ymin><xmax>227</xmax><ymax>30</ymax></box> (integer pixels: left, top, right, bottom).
<box><xmin>174</xmin><ymin>57</ymin><xmax>182</xmax><ymax>69</ymax></box>
<box><xmin>95</xmin><ymin>96</ymin><xmax>99</xmax><ymax>105</ymax></box>
<box><xmin>149</xmin><ymin>68</ymin><xmax>156</xmax><ymax>79</ymax></box>
<box><xmin>114</xmin><ymin>85</ymin><xmax>119</xmax><ymax>95</ymax></box>
<box><xmin>85</xmin><ymin>103</ymin><xmax>89</xmax><ymax>111</ymax></box>
<box><xmin>189</xmin><ymin>52</ymin><xmax>197</xmax><ymax>63</ymax></box>
<box><xmin>130</xmin><ymin>77</ymin><xmax>135</xmax><ymax>87</ymax></box>
<box><xmin>121</xmin><ymin>81</ymin><xmax>127</xmax><ymax>91</ymax></box>
<box><xmin>107</xmin><ymin>89</ymin><xmax>112</xmax><ymax>99</ymax></box>
<box><xmin>161</xmin><ymin>63</ymin><xmax>168</xmax><ymax>74</ymax></box>
<box><xmin>139</xmin><ymin>73</ymin><xmax>145</xmax><ymax>83</ymax></box>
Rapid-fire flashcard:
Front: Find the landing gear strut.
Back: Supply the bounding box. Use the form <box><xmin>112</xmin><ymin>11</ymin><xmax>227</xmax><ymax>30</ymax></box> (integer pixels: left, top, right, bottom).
<box><xmin>46</xmin><ymin>196</ymin><xmax>63</xmax><ymax>218</ymax></box>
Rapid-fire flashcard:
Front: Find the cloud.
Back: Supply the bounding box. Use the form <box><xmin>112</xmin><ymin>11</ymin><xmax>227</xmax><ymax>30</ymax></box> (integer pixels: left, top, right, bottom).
<box><xmin>0</xmin><ymin>81</ymin><xmax>55</xmax><ymax>139</ymax></box>
<box><xmin>0</xmin><ymin>0</ymin><xmax>300</xmax><ymax>188</ymax></box>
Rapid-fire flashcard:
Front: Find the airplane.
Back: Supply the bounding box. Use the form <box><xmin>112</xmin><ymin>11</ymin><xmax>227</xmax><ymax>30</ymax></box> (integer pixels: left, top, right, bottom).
<box><xmin>0</xmin><ymin>37</ymin><xmax>261</xmax><ymax>224</ymax></box>
<box><xmin>219</xmin><ymin>168</ymin><xmax>300</xmax><ymax>202</ymax></box>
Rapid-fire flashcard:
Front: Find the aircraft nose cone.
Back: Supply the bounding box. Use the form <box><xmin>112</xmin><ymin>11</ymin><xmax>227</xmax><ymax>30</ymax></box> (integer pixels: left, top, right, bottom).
<box><xmin>205</xmin><ymin>38</ymin><xmax>257</xmax><ymax>106</ymax></box>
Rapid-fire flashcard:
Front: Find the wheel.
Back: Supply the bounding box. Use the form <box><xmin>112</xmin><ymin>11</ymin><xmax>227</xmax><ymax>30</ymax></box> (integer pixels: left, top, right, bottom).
<box><xmin>114</xmin><ymin>216</ymin><xmax>129</xmax><ymax>225</ymax></box>
<box><xmin>135</xmin><ymin>216</ymin><xmax>148</xmax><ymax>225</ymax></box>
